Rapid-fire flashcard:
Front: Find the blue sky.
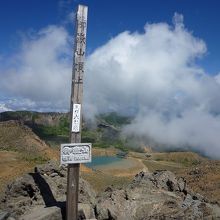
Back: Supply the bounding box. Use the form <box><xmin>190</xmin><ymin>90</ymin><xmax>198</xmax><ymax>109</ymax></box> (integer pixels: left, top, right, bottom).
<box><xmin>1</xmin><ymin>1</ymin><xmax>220</xmax><ymax>157</ymax></box>
<box><xmin>0</xmin><ymin>0</ymin><xmax>220</xmax><ymax>73</ymax></box>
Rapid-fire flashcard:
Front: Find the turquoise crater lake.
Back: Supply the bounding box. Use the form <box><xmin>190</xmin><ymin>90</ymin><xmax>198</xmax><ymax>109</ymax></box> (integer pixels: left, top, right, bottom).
<box><xmin>86</xmin><ymin>156</ymin><xmax>123</xmax><ymax>168</ymax></box>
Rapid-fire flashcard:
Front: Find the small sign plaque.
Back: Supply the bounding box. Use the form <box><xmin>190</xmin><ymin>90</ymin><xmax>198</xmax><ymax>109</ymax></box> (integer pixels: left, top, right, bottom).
<box><xmin>72</xmin><ymin>104</ymin><xmax>81</xmax><ymax>132</ymax></box>
<box><xmin>61</xmin><ymin>143</ymin><xmax>92</xmax><ymax>164</ymax></box>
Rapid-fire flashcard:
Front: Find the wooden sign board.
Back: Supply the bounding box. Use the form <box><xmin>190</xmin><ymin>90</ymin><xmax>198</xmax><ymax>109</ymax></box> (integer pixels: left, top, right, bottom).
<box><xmin>61</xmin><ymin>143</ymin><xmax>92</xmax><ymax>164</ymax></box>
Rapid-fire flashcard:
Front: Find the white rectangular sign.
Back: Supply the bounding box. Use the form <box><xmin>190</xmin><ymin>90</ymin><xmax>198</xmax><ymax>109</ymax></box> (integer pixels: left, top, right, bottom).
<box><xmin>72</xmin><ymin>104</ymin><xmax>81</xmax><ymax>132</ymax></box>
<box><xmin>60</xmin><ymin>143</ymin><xmax>92</xmax><ymax>164</ymax></box>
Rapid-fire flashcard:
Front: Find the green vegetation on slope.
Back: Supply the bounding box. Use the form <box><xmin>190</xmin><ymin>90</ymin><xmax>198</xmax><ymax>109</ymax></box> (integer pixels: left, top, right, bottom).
<box><xmin>152</xmin><ymin>152</ymin><xmax>204</xmax><ymax>166</ymax></box>
<box><xmin>98</xmin><ymin>112</ymin><xmax>132</xmax><ymax>127</ymax></box>
<box><xmin>82</xmin><ymin>127</ymin><xmax>129</xmax><ymax>152</ymax></box>
<box><xmin>32</xmin><ymin>115</ymin><xmax>69</xmax><ymax>137</ymax></box>
<box><xmin>0</xmin><ymin>111</ymin><xmax>131</xmax><ymax>151</ymax></box>
<box><xmin>0</xmin><ymin>110</ymin><xmax>39</xmax><ymax>122</ymax></box>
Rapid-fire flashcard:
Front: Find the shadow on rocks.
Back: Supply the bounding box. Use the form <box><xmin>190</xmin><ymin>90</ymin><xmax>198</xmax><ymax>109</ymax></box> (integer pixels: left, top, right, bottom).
<box><xmin>29</xmin><ymin>167</ymin><xmax>66</xmax><ymax>220</ymax></box>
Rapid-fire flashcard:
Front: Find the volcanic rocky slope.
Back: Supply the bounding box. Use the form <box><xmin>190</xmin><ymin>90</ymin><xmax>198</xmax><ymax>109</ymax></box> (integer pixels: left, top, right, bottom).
<box><xmin>0</xmin><ymin>120</ymin><xmax>50</xmax><ymax>155</ymax></box>
<box><xmin>0</xmin><ymin>161</ymin><xmax>220</xmax><ymax>220</ymax></box>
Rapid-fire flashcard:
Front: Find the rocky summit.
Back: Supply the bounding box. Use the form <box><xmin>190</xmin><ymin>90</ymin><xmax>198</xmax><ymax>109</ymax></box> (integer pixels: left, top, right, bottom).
<box><xmin>0</xmin><ymin>161</ymin><xmax>220</xmax><ymax>220</ymax></box>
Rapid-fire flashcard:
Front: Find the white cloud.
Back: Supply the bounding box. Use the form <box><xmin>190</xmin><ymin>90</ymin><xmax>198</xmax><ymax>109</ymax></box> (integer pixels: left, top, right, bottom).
<box><xmin>1</xmin><ymin>13</ymin><xmax>220</xmax><ymax>157</ymax></box>
<box><xmin>84</xmin><ymin>16</ymin><xmax>208</xmax><ymax>116</ymax></box>
<box><xmin>0</xmin><ymin>103</ymin><xmax>12</xmax><ymax>112</ymax></box>
<box><xmin>0</xmin><ymin>25</ymin><xmax>72</xmax><ymax>112</ymax></box>
<box><xmin>66</xmin><ymin>11</ymin><xmax>75</xmax><ymax>23</ymax></box>
<box><xmin>84</xmin><ymin>13</ymin><xmax>220</xmax><ymax>158</ymax></box>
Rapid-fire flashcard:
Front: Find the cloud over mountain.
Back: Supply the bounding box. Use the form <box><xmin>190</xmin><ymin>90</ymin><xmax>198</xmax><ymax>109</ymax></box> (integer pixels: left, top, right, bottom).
<box><xmin>84</xmin><ymin>13</ymin><xmax>220</xmax><ymax>158</ymax></box>
<box><xmin>1</xmin><ymin>13</ymin><xmax>220</xmax><ymax>157</ymax></box>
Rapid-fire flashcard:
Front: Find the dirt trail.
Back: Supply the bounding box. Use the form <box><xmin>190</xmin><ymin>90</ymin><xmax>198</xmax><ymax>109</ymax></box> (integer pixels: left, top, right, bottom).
<box><xmin>136</xmin><ymin>158</ymin><xmax>149</xmax><ymax>172</ymax></box>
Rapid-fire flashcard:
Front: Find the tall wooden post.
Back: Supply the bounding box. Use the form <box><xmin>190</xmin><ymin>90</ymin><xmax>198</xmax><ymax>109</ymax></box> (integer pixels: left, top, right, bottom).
<box><xmin>67</xmin><ymin>5</ymin><xmax>88</xmax><ymax>220</ymax></box>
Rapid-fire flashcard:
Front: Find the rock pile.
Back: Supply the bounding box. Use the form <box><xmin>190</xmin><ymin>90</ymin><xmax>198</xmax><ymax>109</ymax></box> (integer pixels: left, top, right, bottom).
<box><xmin>96</xmin><ymin>171</ymin><xmax>220</xmax><ymax>219</ymax></box>
<box><xmin>0</xmin><ymin>161</ymin><xmax>220</xmax><ymax>220</ymax></box>
<box><xmin>0</xmin><ymin>161</ymin><xmax>96</xmax><ymax>220</ymax></box>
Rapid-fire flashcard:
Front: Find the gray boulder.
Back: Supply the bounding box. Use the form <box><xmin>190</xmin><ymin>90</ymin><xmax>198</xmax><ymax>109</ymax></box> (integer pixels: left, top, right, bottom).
<box><xmin>95</xmin><ymin>170</ymin><xmax>220</xmax><ymax>220</ymax></box>
<box><xmin>0</xmin><ymin>211</ymin><xmax>9</xmax><ymax>220</ymax></box>
<box><xmin>1</xmin><ymin>162</ymin><xmax>220</xmax><ymax>220</ymax></box>
<box><xmin>0</xmin><ymin>161</ymin><xmax>96</xmax><ymax>220</ymax></box>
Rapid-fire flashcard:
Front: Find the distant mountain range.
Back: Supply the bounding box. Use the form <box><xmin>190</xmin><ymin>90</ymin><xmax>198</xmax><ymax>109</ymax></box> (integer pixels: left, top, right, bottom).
<box><xmin>0</xmin><ymin>111</ymin><xmax>133</xmax><ymax>152</ymax></box>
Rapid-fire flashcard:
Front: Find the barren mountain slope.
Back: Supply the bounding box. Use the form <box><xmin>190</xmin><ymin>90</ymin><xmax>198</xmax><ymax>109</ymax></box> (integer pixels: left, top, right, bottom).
<box><xmin>0</xmin><ymin>120</ymin><xmax>58</xmax><ymax>191</ymax></box>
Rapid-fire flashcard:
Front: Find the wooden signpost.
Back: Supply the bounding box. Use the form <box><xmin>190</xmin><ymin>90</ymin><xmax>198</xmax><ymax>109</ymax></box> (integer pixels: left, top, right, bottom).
<box><xmin>62</xmin><ymin>4</ymin><xmax>89</xmax><ymax>220</ymax></box>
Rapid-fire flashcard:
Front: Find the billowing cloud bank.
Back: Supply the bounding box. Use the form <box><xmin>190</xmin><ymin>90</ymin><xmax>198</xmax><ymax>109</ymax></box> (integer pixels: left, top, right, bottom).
<box><xmin>0</xmin><ymin>25</ymin><xmax>72</xmax><ymax>112</ymax></box>
<box><xmin>84</xmin><ymin>14</ymin><xmax>220</xmax><ymax>158</ymax></box>
<box><xmin>1</xmin><ymin>14</ymin><xmax>220</xmax><ymax>157</ymax></box>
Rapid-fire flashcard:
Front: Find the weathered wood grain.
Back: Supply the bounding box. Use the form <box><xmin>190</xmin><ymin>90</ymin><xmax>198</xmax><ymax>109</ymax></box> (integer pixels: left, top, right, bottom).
<box><xmin>67</xmin><ymin>4</ymin><xmax>88</xmax><ymax>220</ymax></box>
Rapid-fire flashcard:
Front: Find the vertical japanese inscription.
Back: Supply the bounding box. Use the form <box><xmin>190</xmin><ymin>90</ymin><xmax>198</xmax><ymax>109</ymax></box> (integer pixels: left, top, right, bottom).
<box><xmin>67</xmin><ymin>5</ymin><xmax>88</xmax><ymax>220</ymax></box>
<box><xmin>72</xmin><ymin>104</ymin><xmax>81</xmax><ymax>132</ymax></box>
<box><xmin>71</xmin><ymin>5</ymin><xmax>87</xmax><ymax>132</ymax></box>
<box><xmin>73</xmin><ymin>9</ymin><xmax>87</xmax><ymax>87</ymax></box>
